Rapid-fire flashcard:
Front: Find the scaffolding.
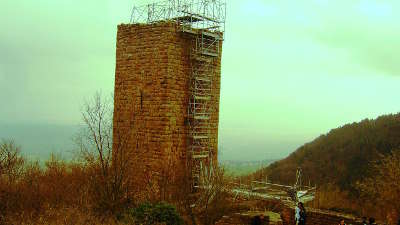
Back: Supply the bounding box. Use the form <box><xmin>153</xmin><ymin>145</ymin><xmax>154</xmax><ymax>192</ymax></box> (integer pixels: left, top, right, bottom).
<box><xmin>130</xmin><ymin>0</ymin><xmax>225</xmax><ymax>188</ymax></box>
<box><xmin>130</xmin><ymin>0</ymin><xmax>226</xmax><ymax>32</ymax></box>
<box><xmin>236</xmin><ymin>167</ymin><xmax>316</xmax><ymax>203</ymax></box>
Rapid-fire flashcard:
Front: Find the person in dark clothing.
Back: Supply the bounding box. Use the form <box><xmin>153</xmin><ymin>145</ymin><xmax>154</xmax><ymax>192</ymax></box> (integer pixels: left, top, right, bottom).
<box><xmin>361</xmin><ymin>217</ymin><xmax>367</xmax><ymax>225</ymax></box>
<box><xmin>251</xmin><ymin>214</ymin><xmax>266</xmax><ymax>225</ymax></box>
<box><xmin>251</xmin><ymin>215</ymin><xmax>261</xmax><ymax>225</ymax></box>
<box><xmin>397</xmin><ymin>218</ymin><xmax>400</xmax><ymax>225</ymax></box>
<box><xmin>298</xmin><ymin>202</ymin><xmax>306</xmax><ymax>225</ymax></box>
<box><xmin>339</xmin><ymin>219</ymin><xmax>347</xmax><ymax>225</ymax></box>
<box><xmin>369</xmin><ymin>217</ymin><xmax>376</xmax><ymax>225</ymax></box>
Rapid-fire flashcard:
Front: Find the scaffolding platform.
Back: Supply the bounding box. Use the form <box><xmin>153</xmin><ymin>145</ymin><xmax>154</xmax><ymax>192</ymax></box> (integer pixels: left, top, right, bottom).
<box><xmin>174</xmin><ymin>15</ymin><xmax>203</xmax><ymax>23</ymax></box>
<box><xmin>193</xmin><ymin>115</ymin><xmax>210</xmax><ymax>120</ymax></box>
<box><xmin>201</xmin><ymin>51</ymin><xmax>218</xmax><ymax>57</ymax></box>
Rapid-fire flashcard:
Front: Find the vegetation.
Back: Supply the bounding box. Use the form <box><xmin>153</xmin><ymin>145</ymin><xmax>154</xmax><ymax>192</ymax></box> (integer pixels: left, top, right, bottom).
<box><xmin>129</xmin><ymin>202</ymin><xmax>184</xmax><ymax>225</ymax></box>
<box><xmin>249</xmin><ymin>113</ymin><xmax>400</xmax><ymax>221</ymax></box>
<box><xmin>74</xmin><ymin>92</ymin><xmax>137</xmax><ymax>215</ymax></box>
<box><xmin>0</xmin><ymin>140</ymin><xmax>232</xmax><ymax>224</ymax></box>
<box><xmin>0</xmin><ymin>93</ymin><xmax>232</xmax><ymax>224</ymax></box>
<box><xmin>257</xmin><ymin>114</ymin><xmax>400</xmax><ymax>190</ymax></box>
<box><xmin>357</xmin><ymin>150</ymin><xmax>400</xmax><ymax>224</ymax></box>
<box><xmin>195</xmin><ymin>167</ymin><xmax>233</xmax><ymax>225</ymax></box>
<box><xmin>0</xmin><ymin>139</ymin><xmax>96</xmax><ymax>224</ymax></box>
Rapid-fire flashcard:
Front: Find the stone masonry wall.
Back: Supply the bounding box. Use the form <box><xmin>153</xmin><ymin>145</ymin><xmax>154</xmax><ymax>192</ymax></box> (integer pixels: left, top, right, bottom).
<box><xmin>112</xmin><ymin>22</ymin><xmax>222</xmax><ymax>198</ymax></box>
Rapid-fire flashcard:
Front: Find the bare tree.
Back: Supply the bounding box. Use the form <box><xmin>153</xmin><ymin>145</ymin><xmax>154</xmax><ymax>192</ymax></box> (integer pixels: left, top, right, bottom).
<box><xmin>196</xmin><ymin>163</ymin><xmax>232</xmax><ymax>225</ymax></box>
<box><xmin>0</xmin><ymin>139</ymin><xmax>25</xmax><ymax>185</ymax></box>
<box><xmin>0</xmin><ymin>139</ymin><xmax>25</xmax><ymax>219</ymax></box>
<box><xmin>75</xmin><ymin>92</ymin><xmax>136</xmax><ymax>214</ymax></box>
<box><xmin>172</xmin><ymin>158</ymin><xmax>232</xmax><ymax>225</ymax></box>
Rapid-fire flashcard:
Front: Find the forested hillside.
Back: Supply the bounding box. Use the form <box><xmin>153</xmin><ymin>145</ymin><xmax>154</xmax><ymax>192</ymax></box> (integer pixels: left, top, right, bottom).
<box><xmin>252</xmin><ymin>113</ymin><xmax>400</xmax><ymax>194</ymax></box>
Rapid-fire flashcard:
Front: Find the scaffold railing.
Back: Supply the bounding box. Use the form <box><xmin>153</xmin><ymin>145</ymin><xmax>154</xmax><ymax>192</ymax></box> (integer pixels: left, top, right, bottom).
<box><xmin>130</xmin><ymin>0</ymin><xmax>226</xmax><ymax>33</ymax></box>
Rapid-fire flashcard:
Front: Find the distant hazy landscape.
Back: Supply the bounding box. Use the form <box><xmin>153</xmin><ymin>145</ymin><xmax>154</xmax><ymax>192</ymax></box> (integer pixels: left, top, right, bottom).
<box><xmin>0</xmin><ymin>123</ymin><xmax>279</xmax><ymax>173</ymax></box>
<box><xmin>221</xmin><ymin>159</ymin><xmax>277</xmax><ymax>176</ymax></box>
<box><xmin>0</xmin><ymin>123</ymin><xmax>82</xmax><ymax>160</ymax></box>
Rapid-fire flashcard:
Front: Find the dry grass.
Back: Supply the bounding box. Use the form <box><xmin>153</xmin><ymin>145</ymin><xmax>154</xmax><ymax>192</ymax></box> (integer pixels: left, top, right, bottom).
<box><xmin>3</xmin><ymin>207</ymin><xmax>127</xmax><ymax>225</ymax></box>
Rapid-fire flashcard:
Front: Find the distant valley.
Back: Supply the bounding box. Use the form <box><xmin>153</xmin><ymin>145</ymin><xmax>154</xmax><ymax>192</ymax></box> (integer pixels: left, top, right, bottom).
<box><xmin>0</xmin><ymin>123</ymin><xmax>278</xmax><ymax>169</ymax></box>
<box><xmin>0</xmin><ymin>123</ymin><xmax>82</xmax><ymax>161</ymax></box>
<box><xmin>221</xmin><ymin>159</ymin><xmax>278</xmax><ymax>176</ymax></box>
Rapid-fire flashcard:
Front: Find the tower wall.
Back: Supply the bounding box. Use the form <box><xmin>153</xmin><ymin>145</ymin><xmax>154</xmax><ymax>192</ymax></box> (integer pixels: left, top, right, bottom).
<box><xmin>112</xmin><ymin>22</ymin><xmax>221</xmax><ymax>196</ymax></box>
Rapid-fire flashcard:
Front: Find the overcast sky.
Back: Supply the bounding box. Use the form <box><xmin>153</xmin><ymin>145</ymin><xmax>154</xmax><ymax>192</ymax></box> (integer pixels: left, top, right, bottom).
<box><xmin>1</xmin><ymin>0</ymin><xmax>400</xmax><ymax>160</ymax></box>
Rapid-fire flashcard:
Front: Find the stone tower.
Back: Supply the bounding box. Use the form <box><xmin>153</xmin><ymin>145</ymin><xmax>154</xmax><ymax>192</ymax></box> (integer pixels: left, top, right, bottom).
<box><xmin>113</xmin><ymin>1</ymin><xmax>225</xmax><ymax>196</ymax></box>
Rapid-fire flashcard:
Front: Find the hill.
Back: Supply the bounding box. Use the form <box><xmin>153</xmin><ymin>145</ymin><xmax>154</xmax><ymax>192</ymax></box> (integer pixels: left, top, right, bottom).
<box><xmin>251</xmin><ymin>113</ymin><xmax>400</xmax><ymax>194</ymax></box>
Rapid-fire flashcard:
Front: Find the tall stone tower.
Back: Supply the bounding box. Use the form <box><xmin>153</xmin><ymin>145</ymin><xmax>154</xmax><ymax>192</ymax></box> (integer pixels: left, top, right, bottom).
<box><xmin>113</xmin><ymin>0</ymin><xmax>225</xmax><ymax>195</ymax></box>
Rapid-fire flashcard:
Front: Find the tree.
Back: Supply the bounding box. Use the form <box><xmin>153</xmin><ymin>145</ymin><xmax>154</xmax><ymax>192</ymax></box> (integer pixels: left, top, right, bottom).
<box><xmin>75</xmin><ymin>92</ymin><xmax>136</xmax><ymax>214</ymax></box>
<box><xmin>173</xmin><ymin>158</ymin><xmax>232</xmax><ymax>225</ymax></box>
<box><xmin>0</xmin><ymin>139</ymin><xmax>24</xmax><ymax>185</ymax></box>
<box><xmin>196</xmin><ymin>164</ymin><xmax>232</xmax><ymax>225</ymax></box>
<box><xmin>357</xmin><ymin>149</ymin><xmax>400</xmax><ymax>223</ymax></box>
<box><xmin>0</xmin><ymin>139</ymin><xmax>25</xmax><ymax>217</ymax></box>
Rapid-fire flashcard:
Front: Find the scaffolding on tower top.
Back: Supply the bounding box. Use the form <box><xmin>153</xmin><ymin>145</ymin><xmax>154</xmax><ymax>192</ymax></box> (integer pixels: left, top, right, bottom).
<box><xmin>130</xmin><ymin>0</ymin><xmax>226</xmax><ymax>33</ymax></box>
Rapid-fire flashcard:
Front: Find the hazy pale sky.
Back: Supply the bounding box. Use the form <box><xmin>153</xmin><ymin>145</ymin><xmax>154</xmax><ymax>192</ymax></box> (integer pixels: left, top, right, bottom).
<box><xmin>1</xmin><ymin>0</ymin><xmax>400</xmax><ymax>160</ymax></box>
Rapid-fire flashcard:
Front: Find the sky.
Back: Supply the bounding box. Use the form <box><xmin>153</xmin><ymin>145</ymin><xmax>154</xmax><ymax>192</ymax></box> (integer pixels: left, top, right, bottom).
<box><xmin>1</xmin><ymin>0</ymin><xmax>400</xmax><ymax>161</ymax></box>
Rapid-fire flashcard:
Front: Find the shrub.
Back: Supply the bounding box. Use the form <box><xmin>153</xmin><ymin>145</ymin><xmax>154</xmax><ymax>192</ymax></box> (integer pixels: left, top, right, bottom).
<box><xmin>130</xmin><ymin>202</ymin><xmax>184</xmax><ymax>225</ymax></box>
